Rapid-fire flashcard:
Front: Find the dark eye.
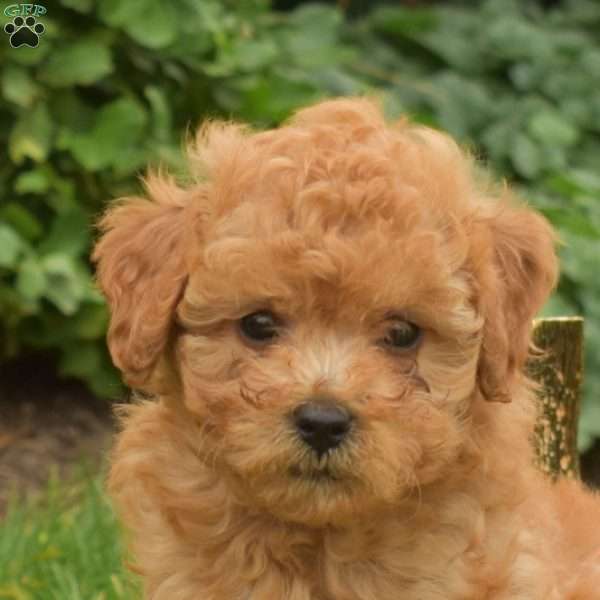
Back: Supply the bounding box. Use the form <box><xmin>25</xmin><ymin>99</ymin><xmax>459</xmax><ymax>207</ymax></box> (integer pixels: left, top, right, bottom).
<box><xmin>239</xmin><ymin>311</ymin><xmax>280</xmax><ymax>343</ymax></box>
<box><xmin>380</xmin><ymin>320</ymin><xmax>421</xmax><ymax>350</ymax></box>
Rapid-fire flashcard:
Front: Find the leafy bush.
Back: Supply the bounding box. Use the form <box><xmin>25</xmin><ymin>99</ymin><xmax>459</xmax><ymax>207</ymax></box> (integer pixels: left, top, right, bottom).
<box><xmin>1</xmin><ymin>0</ymin><xmax>598</xmax><ymax>446</ymax></box>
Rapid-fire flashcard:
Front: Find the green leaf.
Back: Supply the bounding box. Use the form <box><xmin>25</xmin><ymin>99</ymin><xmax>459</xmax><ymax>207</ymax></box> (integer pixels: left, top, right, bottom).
<box><xmin>14</xmin><ymin>169</ymin><xmax>51</xmax><ymax>194</ymax></box>
<box><xmin>40</xmin><ymin>254</ymin><xmax>87</xmax><ymax>315</ymax></box>
<box><xmin>369</xmin><ymin>6</ymin><xmax>437</xmax><ymax>37</ymax></box>
<box><xmin>486</xmin><ymin>17</ymin><xmax>553</xmax><ymax>62</ymax></box>
<box><xmin>144</xmin><ymin>86</ymin><xmax>172</xmax><ymax>143</ymax></box>
<box><xmin>560</xmin><ymin>232</ymin><xmax>600</xmax><ymax>285</ymax></box>
<box><xmin>58</xmin><ymin>342</ymin><xmax>124</xmax><ymax>397</ymax></box>
<box><xmin>282</xmin><ymin>5</ymin><xmax>354</xmax><ymax>69</ymax></box>
<box><xmin>511</xmin><ymin>134</ymin><xmax>543</xmax><ymax>179</ymax></box>
<box><xmin>0</xmin><ymin>282</ymin><xmax>30</xmax><ymax>327</ymax></box>
<box><xmin>98</xmin><ymin>0</ymin><xmax>144</xmax><ymax>25</ymax></box>
<box><xmin>216</xmin><ymin>71</ymin><xmax>320</xmax><ymax>124</ymax></box>
<box><xmin>1</xmin><ymin>66</ymin><xmax>39</xmax><ymax>107</ymax></box>
<box><xmin>421</xmin><ymin>27</ymin><xmax>483</xmax><ymax>71</ymax></box>
<box><xmin>99</xmin><ymin>0</ymin><xmax>177</xmax><ymax>49</ymax></box>
<box><xmin>58</xmin><ymin>340</ymin><xmax>102</xmax><ymax>379</ymax></box>
<box><xmin>429</xmin><ymin>73</ymin><xmax>495</xmax><ymax>137</ymax></box>
<box><xmin>203</xmin><ymin>36</ymin><xmax>281</xmax><ymax>77</ymax></box>
<box><xmin>38</xmin><ymin>208</ymin><xmax>91</xmax><ymax>258</ymax></box>
<box><xmin>308</xmin><ymin>68</ymin><xmax>368</xmax><ymax>97</ymax></box>
<box><xmin>16</xmin><ymin>257</ymin><xmax>46</xmax><ymax>300</ymax></box>
<box><xmin>67</xmin><ymin>302</ymin><xmax>109</xmax><ymax>340</ymax></box>
<box><xmin>87</xmin><ymin>366</ymin><xmax>125</xmax><ymax>399</ymax></box>
<box><xmin>8</xmin><ymin>103</ymin><xmax>53</xmax><ymax>163</ymax></box>
<box><xmin>509</xmin><ymin>64</ymin><xmax>537</xmax><ymax>91</ymax></box>
<box><xmin>0</xmin><ymin>225</ymin><xmax>24</xmax><ymax>268</ymax></box>
<box><xmin>542</xmin><ymin>207</ymin><xmax>600</xmax><ymax>239</ymax></box>
<box><xmin>59</xmin><ymin>0</ymin><xmax>93</xmax><ymax>12</ymax></box>
<box><xmin>543</xmin><ymin>70</ymin><xmax>593</xmax><ymax>102</ymax></box>
<box><xmin>50</xmin><ymin>90</ymin><xmax>96</xmax><ymax>132</ymax></box>
<box><xmin>61</xmin><ymin>98</ymin><xmax>148</xmax><ymax>171</ymax></box>
<box><xmin>40</xmin><ymin>173</ymin><xmax>78</xmax><ymax>214</ymax></box>
<box><xmin>481</xmin><ymin>119</ymin><xmax>517</xmax><ymax>163</ymax></box>
<box><xmin>528</xmin><ymin>111</ymin><xmax>579</xmax><ymax>147</ymax></box>
<box><xmin>0</xmin><ymin>203</ymin><xmax>43</xmax><ymax>241</ymax></box>
<box><xmin>579</xmin><ymin>49</ymin><xmax>600</xmax><ymax>79</ymax></box>
<box><xmin>558</xmin><ymin>98</ymin><xmax>592</xmax><ymax>127</ymax></box>
<box><xmin>568</xmin><ymin>169</ymin><xmax>600</xmax><ymax>194</ymax></box>
<box><xmin>381</xmin><ymin>7</ymin><xmax>484</xmax><ymax>72</ymax></box>
<box><xmin>230</xmin><ymin>38</ymin><xmax>280</xmax><ymax>72</ymax></box>
<box><xmin>127</xmin><ymin>0</ymin><xmax>178</xmax><ymax>48</ymax></box>
<box><xmin>43</xmin><ymin>41</ymin><xmax>113</xmax><ymax>86</ymax></box>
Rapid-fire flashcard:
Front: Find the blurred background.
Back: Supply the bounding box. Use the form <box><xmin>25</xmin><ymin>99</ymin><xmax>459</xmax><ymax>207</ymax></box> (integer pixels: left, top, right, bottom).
<box><xmin>1</xmin><ymin>0</ymin><xmax>599</xmax><ymax>597</ymax></box>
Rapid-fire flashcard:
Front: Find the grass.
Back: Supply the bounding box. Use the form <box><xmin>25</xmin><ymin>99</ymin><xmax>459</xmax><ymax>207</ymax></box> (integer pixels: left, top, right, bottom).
<box><xmin>0</xmin><ymin>467</ymin><xmax>140</xmax><ymax>600</ymax></box>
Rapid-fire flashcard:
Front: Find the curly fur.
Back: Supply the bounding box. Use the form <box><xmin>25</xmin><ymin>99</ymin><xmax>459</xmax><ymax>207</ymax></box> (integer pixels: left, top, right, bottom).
<box><xmin>93</xmin><ymin>97</ymin><xmax>600</xmax><ymax>599</ymax></box>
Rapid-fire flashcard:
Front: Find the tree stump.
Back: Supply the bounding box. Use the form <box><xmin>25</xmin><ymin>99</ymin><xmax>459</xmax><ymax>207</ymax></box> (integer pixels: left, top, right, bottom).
<box><xmin>527</xmin><ymin>317</ymin><xmax>584</xmax><ymax>480</ymax></box>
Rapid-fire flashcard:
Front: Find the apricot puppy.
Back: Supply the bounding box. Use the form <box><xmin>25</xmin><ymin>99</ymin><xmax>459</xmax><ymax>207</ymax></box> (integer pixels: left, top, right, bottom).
<box><xmin>93</xmin><ymin>98</ymin><xmax>600</xmax><ymax>599</ymax></box>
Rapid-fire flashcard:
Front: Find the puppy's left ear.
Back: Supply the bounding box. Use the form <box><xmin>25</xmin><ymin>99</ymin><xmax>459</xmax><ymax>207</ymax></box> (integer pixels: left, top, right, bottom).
<box><xmin>92</xmin><ymin>175</ymin><xmax>195</xmax><ymax>390</ymax></box>
<box><xmin>474</xmin><ymin>199</ymin><xmax>559</xmax><ymax>403</ymax></box>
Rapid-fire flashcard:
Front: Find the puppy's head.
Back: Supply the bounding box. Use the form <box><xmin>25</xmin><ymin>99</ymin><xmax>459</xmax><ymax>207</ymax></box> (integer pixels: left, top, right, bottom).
<box><xmin>93</xmin><ymin>98</ymin><xmax>557</xmax><ymax>526</ymax></box>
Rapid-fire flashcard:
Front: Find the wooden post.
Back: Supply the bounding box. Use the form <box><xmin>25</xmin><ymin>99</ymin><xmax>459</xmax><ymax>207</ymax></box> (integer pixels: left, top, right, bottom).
<box><xmin>527</xmin><ymin>317</ymin><xmax>584</xmax><ymax>480</ymax></box>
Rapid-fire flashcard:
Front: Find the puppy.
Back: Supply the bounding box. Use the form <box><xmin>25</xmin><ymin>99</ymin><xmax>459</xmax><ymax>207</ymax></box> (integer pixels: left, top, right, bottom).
<box><xmin>93</xmin><ymin>98</ymin><xmax>600</xmax><ymax>599</ymax></box>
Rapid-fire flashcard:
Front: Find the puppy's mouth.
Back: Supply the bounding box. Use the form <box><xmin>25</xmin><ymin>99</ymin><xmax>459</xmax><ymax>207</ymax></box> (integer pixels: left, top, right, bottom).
<box><xmin>288</xmin><ymin>465</ymin><xmax>340</xmax><ymax>482</ymax></box>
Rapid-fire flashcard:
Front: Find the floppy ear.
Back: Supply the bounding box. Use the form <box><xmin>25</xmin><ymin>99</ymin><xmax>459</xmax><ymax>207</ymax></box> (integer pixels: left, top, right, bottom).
<box><xmin>474</xmin><ymin>199</ymin><xmax>558</xmax><ymax>403</ymax></box>
<box><xmin>92</xmin><ymin>175</ymin><xmax>194</xmax><ymax>390</ymax></box>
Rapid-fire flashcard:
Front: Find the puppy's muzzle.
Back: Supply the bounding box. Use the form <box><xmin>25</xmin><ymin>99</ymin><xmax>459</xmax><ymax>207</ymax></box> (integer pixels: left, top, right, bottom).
<box><xmin>292</xmin><ymin>399</ymin><xmax>353</xmax><ymax>458</ymax></box>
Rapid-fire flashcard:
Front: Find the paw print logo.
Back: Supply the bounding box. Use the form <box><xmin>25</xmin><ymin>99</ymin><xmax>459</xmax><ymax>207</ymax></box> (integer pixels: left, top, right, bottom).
<box><xmin>4</xmin><ymin>16</ymin><xmax>45</xmax><ymax>48</ymax></box>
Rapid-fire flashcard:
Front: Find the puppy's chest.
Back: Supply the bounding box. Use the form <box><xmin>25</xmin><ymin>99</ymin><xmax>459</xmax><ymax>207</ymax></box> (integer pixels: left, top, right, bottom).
<box><xmin>244</xmin><ymin>526</ymin><xmax>457</xmax><ymax>600</ymax></box>
<box><xmin>242</xmin><ymin>520</ymin><xmax>557</xmax><ymax>600</ymax></box>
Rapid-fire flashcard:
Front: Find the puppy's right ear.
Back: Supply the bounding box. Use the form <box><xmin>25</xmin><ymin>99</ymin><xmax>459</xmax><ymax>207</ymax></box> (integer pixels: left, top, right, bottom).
<box><xmin>92</xmin><ymin>175</ymin><xmax>194</xmax><ymax>390</ymax></box>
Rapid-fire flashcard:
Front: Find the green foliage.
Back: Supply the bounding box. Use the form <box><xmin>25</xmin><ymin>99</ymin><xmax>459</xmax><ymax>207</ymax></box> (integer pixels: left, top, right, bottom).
<box><xmin>0</xmin><ymin>469</ymin><xmax>139</xmax><ymax>599</ymax></box>
<box><xmin>0</xmin><ymin>0</ymin><xmax>599</xmax><ymax>446</ymax></box>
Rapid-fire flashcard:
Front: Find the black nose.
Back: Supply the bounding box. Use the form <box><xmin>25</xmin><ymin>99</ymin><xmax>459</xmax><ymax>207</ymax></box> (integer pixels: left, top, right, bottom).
<box><xmin>293</xmin><ymin>402</ymin><xmax>352</xmax><ymax>457</ymax></box>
